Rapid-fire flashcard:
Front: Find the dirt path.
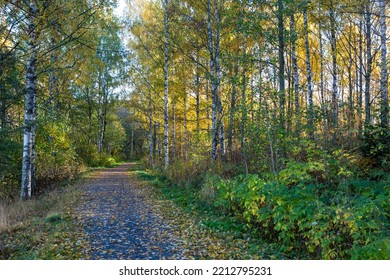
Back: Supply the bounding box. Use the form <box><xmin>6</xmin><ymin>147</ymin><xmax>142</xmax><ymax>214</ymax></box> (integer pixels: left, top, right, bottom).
<box><xmin>76</xmin><ymin>163</ymin><xmax>185</xmax><ymax>260</ymax></box>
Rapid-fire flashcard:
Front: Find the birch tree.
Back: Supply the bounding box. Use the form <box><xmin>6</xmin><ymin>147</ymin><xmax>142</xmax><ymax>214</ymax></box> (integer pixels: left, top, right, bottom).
<box><xmin>379</xmin><ymin>0</ymin><xmax>388</xmax><ymax>129</ymax></box>
<box><xmin>163</xmin><ymin>0</ymin><xmax>170</xmax><ymax>167</ymax></box>
<box><xmin>20</xmin><ymin>0</ymin><xmax>38</xmax><ymax>200</ymax></box>
<box><xmin>303</xmin><ymin>0</ymin><xmax>314</xmax><ymax>139</ymax></box>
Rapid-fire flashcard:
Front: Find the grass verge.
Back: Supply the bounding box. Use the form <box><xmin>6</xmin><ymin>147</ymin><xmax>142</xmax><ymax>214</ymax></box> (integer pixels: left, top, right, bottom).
<box><xmin>0</xmin><ymin>177</ymin><xmax>90</xmax><ymax>260</ymax></box>
<box><xmin>130</xmin><ymin>164</ymin><xmax>288</xmax><ymax>260</ymax></box>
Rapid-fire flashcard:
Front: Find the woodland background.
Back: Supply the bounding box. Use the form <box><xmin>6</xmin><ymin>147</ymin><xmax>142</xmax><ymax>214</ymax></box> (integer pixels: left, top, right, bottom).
<box><xmin>0</xmin><ymin>0</ymin><xmax>389</xmax><ymax>259</ymax></box>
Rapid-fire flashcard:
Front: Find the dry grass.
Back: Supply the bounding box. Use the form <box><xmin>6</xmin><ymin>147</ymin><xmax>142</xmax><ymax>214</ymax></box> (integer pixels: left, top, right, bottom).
<box><xmin>0</xmin><ymin>175</ymin><xmax>90</xmax><ymax>259</ymax></box>
<box><xmin>0</xmin><ymin>198</ymin><xmax>44</xmax><ymax>232</ymax></box>
<box><xmin>0</xmin><ymin>203</ymin><xmax>8</xmax><ymax>231</ymax></box>
<box><xmin>0</xmin><ymin>175</ymin><xmax>86</xmax><ymax>233</ymax></box>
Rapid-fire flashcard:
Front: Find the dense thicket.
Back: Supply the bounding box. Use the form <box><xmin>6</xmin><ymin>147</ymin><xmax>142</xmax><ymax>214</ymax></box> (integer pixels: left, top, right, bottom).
<box><xmin>127</xmin><ymin>0</ymin><xmax>389</xmax><ymax>259</ymax></box>
<box><xmin>0</xmin><ymin>0</ymin><xmax>131</xmax><ymax>199</ymax></box>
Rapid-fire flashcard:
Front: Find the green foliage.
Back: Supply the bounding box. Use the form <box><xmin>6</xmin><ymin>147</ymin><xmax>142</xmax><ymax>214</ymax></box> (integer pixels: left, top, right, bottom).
<box><xmin>212</xmin><ymin>171</ymin><xmax>389</xmax><ymax>259</ymax></box>
<box><xmin>279</xmin><ymin>160</ymin><xmax>325</xmax><ymax>186</ymax></box>
<box><xmin>0</xmin><ymin>137</ymin><xmax>21</xmax><ymax>199</ymax></box>
<box><xmin>350</xmin><ymin>238</ymin><xmax>390</xmax><ymax>260</ymax></box>
<box><xmin>136</xmin><ymin>167</ymin><xmax>285</xmax><ymax>260</ymax></box>
<box><xmin>361</xmin><ymin>125</ymin><xmax>390</xmax><ymax>167</ymax></box>
<box><xmin>35</xmin><ymin>121</ymin><xmax>81</xmax><ymax>193</ymax></box>
<box><xmin>93</xmin><ymin>154</ymin><xmax>117</xmax><ymax>167</ymax></box>
<box><xmin>45</xmin><ymin>213</ymin><xmax>62</xmax><ymax>224</ymax></box>
<box><xmin>214</xmin><ymin>174</ymin><xmax>266</xmax><ymax>224</ymax></box>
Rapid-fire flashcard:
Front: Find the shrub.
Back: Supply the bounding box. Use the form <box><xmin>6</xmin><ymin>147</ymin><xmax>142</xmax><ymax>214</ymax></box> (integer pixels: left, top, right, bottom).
<box><xmin>212</xmin><ymin>172</ymin><xmax>389</xmax><ymax>259</ymax></box>
<box><xmin>35</xmin><ymin>122</ymin><xmax>82</xmax><ymax>193</ymax></box>
<box><xmin>0</xmin><ymin>138</ymin><xmax>21</xmax><ymax>199</ymax></box>
<box><xmin>279</xmin><ymin>160</ymin><xmax>325</xmax><ymax>187</ymax></box>
<box><xmin>361</xmin><ymin>125</ymin><xmax>390</xmax><ymax>168</ymax></box>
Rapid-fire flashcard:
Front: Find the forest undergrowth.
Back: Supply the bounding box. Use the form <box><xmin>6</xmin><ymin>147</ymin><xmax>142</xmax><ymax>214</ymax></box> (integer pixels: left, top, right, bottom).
<box><xmin>0</xmin><ymin>174</ymin><xmax>90</xmax><ymax>259</ymax></box>
<box><xmin>142</xmin><ymin>139</ymin><xmax>390</xmax><ymax>260</ymax></box>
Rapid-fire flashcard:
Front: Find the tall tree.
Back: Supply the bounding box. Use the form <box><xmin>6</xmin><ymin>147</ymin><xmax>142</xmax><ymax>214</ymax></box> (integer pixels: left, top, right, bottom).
<box><xmin>379</xmin><ymin>0</ymin><xmax>388</xmax><ymax>129</ymax></box>
<box><xmin>163</xmin><ymin>0</ymin><xmax>170</xmax><ymax>167</ymax></box>
<box><xmin>207</xmin><ymin>0</ymin><xmax>219</xmax><ymax>160</ymax></box>
<box><xmin>290</xmin><ymin>11</ymin><xmax>299</xmax><ymax>135</ymax></box>
<box><xmin>303</xmin><ymin>0</ymin><xmax>314</xmax><ymax>139</ymax></box>
<box><xmin>277</xmin><ymin>0</ymin><xmax>285</xmax><ymax>129</ymax></box>
<box><xmin>20</xmin><ymin>0</ymin><xmax>38</xmax><ymax>200</ymax></box>
<box><xmin>364</xmin><ymin>3</ymin><xmax>372</xmax><ymax>128</ymax></box>
<box><xmin>329</xmin><ymin>2</ymin><xmax>338</xmax><ymax>132</ymax></box>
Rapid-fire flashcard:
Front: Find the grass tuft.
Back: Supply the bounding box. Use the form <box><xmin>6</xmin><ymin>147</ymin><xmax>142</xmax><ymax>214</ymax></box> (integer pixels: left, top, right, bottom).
<box><xmin>45</xmin><ymin>213</ymin><xmax>62</xmax><ymax>224</ymax></box>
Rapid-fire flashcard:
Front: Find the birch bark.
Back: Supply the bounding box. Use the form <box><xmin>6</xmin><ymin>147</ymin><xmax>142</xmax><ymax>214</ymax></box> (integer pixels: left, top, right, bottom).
<box><xmin>303</xmin><ymin>3</ymin><xmax>314</xmax><ymax>139</ymax></box>
<box><xmin>379</xmin><ymin>0</ymin><xmax>388</xmax><ymax>128</ymax></box>
<box><xmin>163</xmin><ymin>0</ymin><xmax>169</xmax><ymax>167</ymax></box>
<box><xmin>21</xmin><ymin>0</ymin><xmax>38</xmax><ymax>200</ymax></box>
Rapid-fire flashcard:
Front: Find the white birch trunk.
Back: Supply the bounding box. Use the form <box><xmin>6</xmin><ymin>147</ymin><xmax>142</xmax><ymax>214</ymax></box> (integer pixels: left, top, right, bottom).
<box><xmin>290</xmin><ymin>13</ymin><xmax>299</xmax><ymax>135</ymax></box>
<box><xmin>277</xmin><ymin>0</ymin><xmax>285</xmax><ymax>128</ymax></box>
<box><xmin>364</xmin><ymin>5</ymin><xmax>372</xmax><ymax>128</ymax></box>
<box><xmin>163</xmin><ymin>0</ymin><xmax>169</xmax><ymax>167</ymax></box>
<box><xmin>358</xmin><ymin>18</ymin><xmax>364</xmax><ymax>137</ymax></box>
<box><xmin>195</xmin><ymin>49</ymin><xmax>200</xmax><ymax>134</ymax></box>
<box><xmin>379</xmin><ymin>0</ymin><xmax>388</xmax><ymax>128</ymax></box>
<box><xmin>21</xmin><ymin>1</ymin><xmax>38</xmax><ymax>200</ymax></box>
<box><xmin>148</xmin><ymin>86</ymin><xmax>154</xmax><ymax>166</ymax></box>
<box><xmin>183</xmin><ymin>93</ymin><xmax>188</xmax><ymax>161</ymax></box>
<box><xmin>207</xmin><ymin>0</ymin><xmax>218</xmax><ymax>160</ymax></box>
<box><xmin>330</xmin><ymin>7</ymin><xmax>338</xmax><ymax>130</ymax></box>
<box><xmin>215</xmin><ymin>0</ymin><xmax>225</xmax><ymax>160</ymax></box>
<box><xmin>303</xmin><ymin>3</ymin><xmax>314</xmax><ymax>139</ymax></box>
<box><xmin>318</xmin><ymin>23</ymin><xmax>326</xmax><ymax>127</ymax></box>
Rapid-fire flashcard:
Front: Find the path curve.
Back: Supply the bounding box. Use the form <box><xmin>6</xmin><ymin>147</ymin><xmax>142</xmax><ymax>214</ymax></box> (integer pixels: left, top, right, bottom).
<box><xmin>76</xmin><ymin>163</ymin><xmax>185</xmax><ymax>260</ymax></box>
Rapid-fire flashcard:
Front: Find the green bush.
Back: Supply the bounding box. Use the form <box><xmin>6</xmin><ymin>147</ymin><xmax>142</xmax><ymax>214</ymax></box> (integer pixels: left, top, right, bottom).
<box><xmin>212</xmin><ymin>172</ymin><xmax>389</xmax><ymax>259</ymax></box>
<box><xmin>361</xmin><ymin>125</ymin><xmax>390</xmax><ymax>168</ymax></box>
<box><xmin>0</xmin><ymin>137</ymin><xmax>21</xmax><ymax>199</ymax></box>
<box><xmin>35</xmin><ymin>122</ymin><xmax>81</xmax><ymax>193</ymax></box>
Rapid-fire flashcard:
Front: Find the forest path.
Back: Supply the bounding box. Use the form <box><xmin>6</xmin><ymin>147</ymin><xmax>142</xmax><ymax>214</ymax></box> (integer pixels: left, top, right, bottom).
<box><xmin>76</xmin><ymin>162</ymin><xmax>185</xmax><ymax>260</ymax></box>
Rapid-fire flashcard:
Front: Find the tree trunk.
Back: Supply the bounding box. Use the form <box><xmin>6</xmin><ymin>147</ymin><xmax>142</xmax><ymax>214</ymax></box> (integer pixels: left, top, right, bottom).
<box><xmin>277</xmin><ymin>0</ymin><xmax>285</xmax><ymax>129</ymax></box>
<box><xmin>207</xmin><ymin>0</ymin><xmax>218</xmax><ymax>160</ymax></box>
<box><xmin>379</xmin><ymin>0</ymin><xmax>389</xmax><ymax>129</ymax></box>
<box><xmin>148</xmin><ymin>85</ymin><xmax>153</xmax><ymax>166</ymax></box>
<box><xmin>1</xmin><ymin>79</ymin><xmax>7</xmax><ymax>137</ymax></box>
<box><xmin>347</xmin><ymin>24</ymin><xmax>354</xmax><ymax>137</ymax></box>
<box><xmin>21</xmin><ymin>1</ymin><xmax>38</xmax><ymax>200</ymax></box>
<box><xmin>303</xmin><ymin>3</ymin><xmax>314</xmax><ymax>139</ymax></box>
<box><xmin>171</xmin><ymin>99</ymin><xmax>176</xmax><ymax>161</ymax></box>
<box><xmin>130</xmin><ymin>122</ymin><xmax>134</xmax><ymax>160</ymax></box>
<box><xmin>215</xmin><ymin>0</ymin><xmax>225</xmax><ymax>160</ymax></box>
<box><xmin>358</xmin><ymin>18</ymin><xmax>363</xmax><ymax>138</ymax></box>
<box><xmin>240</xmin><ymin>6</ymin><xmax>248</xmax><ymax>173</ymax></box>
<box><xmin>330</xmin><ymin>7</ymin><xmax>338</xmax><ymax>131</ymax></box>
<box><xmin>157</xmin><ymin>122</ymin><xmax>162</xmax><ymax>160</ymax></box>
<box><xmin>195</xmin><ymin>49</ymin><xmax>200</xmax><ymax>134</ymax></box>
<box><xmin>319</xmin><ymin>23</ymin><xmax>326</xmax><ymax>130</ymax></box>
<box><xmin>227</xmin><ymin>63</ymin><xmax>238</xmax><ymax>157</ymax></box>
<box><xmin>48</xmin><ymin>37</ymin><xmax>55</xmax><ymax>109</ymax></box>
<box><xmin>163</xmin><ymin>0</ymin><xmax>170</xmax><ymax>167</ymax></box>
<box><xmin>98</xmin><ymin>78</ymin><xmax>108</xmax><ymax>154</ymax></box>
<box><xmin>364</xmin><ymin>5</ymin><xmax>372</xmax><ymax>128</ymax></box>
<box><xmin>183</xmin><ymin>93</ymin><xmax>188</xmax><ymax>161</ymax></box>
<box><xmin>290</xmin><ymin>13</ymin><xmax>299</xmax><ymax>136</ymax></box>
